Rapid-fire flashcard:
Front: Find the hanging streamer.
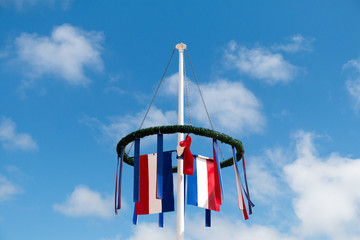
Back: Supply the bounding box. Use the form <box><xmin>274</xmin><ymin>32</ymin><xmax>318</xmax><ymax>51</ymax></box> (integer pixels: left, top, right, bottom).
<box><xmin>134</xmin><ymin>138</ymin><xmax>140</xmax><ymax>203</ymax></box>
<box><xmin>242</xmin><ymin>183</ymin><xmax>255</xmax><ymax>209</ymax></box>
<box><xmin>157</xmin><ymin>133</ymin><xmax>164</xmax><ymax>227</ymax></box>
<box><xmin>115</xmin><ymin>156</ymin><xmax>120</xmax><ymax>215</ymax></box>
<box><xmin>213</xmin><ymin>139</ymin><xmax>224</xmax><ymax>206</ymax></box>
<box><xmin>159</xmin><ymin>212</ymin><xmax>164</xmax><ymax>228</ymax></box>
<box><xmin>115</xmin><ymin>146</ymin><xmax>125</xmax><ymax>214</ymax></box>
<box><xmin>242</xmin><ymin>154</ymin><xmax>253</xmax><ymax>215</ymax></box>
<box><xmin>205</xmin><ymin>209</ymin><xmax>211</xmax><ymax>227</ymax></box>
<box><xmin>161</xmin><ymin>151</ymin><xmax>175</xmax><ymax>227</ymax></box>
<box><xmin>133</xmin><ymin>206</ymin><xmax>138</xmax><ymax>225</ymax></box>
<box><xmin>232</xmin><ymin>146</ymin><xmax>249</xmax><ymax>220</ymax></box>
<box><xmin>157</xmin><ymin>134</ymin><xmax>163</xmax><ymax>199</ymax></box>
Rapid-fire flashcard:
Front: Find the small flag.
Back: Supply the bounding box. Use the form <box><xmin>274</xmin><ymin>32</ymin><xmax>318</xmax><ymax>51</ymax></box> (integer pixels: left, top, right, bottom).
<box><xmin>187</xmin><ymin>155</ymin><xmax>222</xmax><ymax>212</ymax></box>
<box><xmin>135</xmin><ymin>152</ymin><xmax>174</xmax><ymax>215</ymax></box>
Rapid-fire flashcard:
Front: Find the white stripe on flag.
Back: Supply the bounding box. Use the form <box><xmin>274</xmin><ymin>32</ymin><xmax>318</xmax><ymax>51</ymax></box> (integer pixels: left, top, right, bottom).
<box><xmin>148</xmin><ymin>154</ymin><xmax>162</xmax><ymax>214</ymax></box>
<box><xmin>197</xmin><ymin>156</ymin><xmax>209</xmax><ymax>209</ymax></box>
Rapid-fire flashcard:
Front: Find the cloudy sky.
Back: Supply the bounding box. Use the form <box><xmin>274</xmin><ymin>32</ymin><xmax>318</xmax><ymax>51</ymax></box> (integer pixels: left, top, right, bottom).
<box><xmin>1</xmin><ymin>1</ymin><xmax>360</xmax><ymax>239</ymax></box>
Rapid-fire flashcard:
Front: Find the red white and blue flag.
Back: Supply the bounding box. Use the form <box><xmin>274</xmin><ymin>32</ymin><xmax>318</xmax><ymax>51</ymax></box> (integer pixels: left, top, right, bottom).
<box><xmin>132</xmin><ymin>134</ymin><xmax>174</xmax><ymax>226</ymax></box>
<box><xmin>186</xmin><ymin>139</ymin><xmax>224</xmax><ymax>226</ymax></box>
<box><xmin>187</xmin><ymin>155</ymin><xmax>222</xmax><ymax>211</ymax></box>
<box><xmin>135</xmin><ymin>152</ymin><xmax>174</xmax><ymax>215</ymax></box>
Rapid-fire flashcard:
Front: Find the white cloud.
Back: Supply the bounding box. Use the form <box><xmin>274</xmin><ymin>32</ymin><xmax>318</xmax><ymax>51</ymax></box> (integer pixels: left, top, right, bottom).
<box><xmin>0</xmin><ymin>175</ymin><xmax>23</xmax><ymax>202</ymax></box>
<box><xmin>162</xmin><ymin>74</ymin><xmax>265</xmax><ymax>135</ymax></box>
<box><xmin>81</xmin><ymin>106</ymin><xmax>177</xmax><ymax>144</ymax></box>
<box><xmin>15</xmin><ymin>24</ymin><xmax>103</xmax><ymax>86</ymax></box>
<box><xmin>344</xmin><ymin>58</ymin><xmax>360</xmax><ymax>108</ymax></box>
<box><xmin>346</xmin><ymin>78</ymin><xmax>360</xmax><ymax>106</ymax></box>
<box><xmin>344</xmin><ymin>58</ymin><xmax>360</xmax><ymax>73</ymax></box>
<box><xmin>0</xmin><ymin>117</ymin><xmax>38</xmax><ymax>150</ymax></box>
<box><xmin>284</xmin><ymin>130</ymin><xmax>360</xmax><ymax>239</ymax></box>
<box><xmin>126</xmin><ymin>223</ymin><xmax>175</xmax><ymax>240</ymax></box>
<box><xmin>248</xmin><ymin>156</ymin><xmax>282</xmax><ymax>202</ymax></box>
<box><xmin>192</xmin><ymin>79</ymin><xmax>265</xmax><ymax>135</ymax></box>
<box><xmin>224</xmin><ymin>41</ymin><xmax>297</xmax><ymax>84</ymax></box>
<box><xmin>187</xmin><ymin>216</ymin><xmax>297</xmax><ymax>240</ymax></box>
<box><xmin>272</xmin><ymin>35</ymin><xmax>314</xmax><ymax>53</ymax></box>
<box><xmin>53</xmin><ymin>185</ymin><xmax>114</xmax><ymax>219</ymax></box>
<box><xmin>123</xmin><ymin>216</ymin><xmax>296</xmax><ymax>240</ymax></box>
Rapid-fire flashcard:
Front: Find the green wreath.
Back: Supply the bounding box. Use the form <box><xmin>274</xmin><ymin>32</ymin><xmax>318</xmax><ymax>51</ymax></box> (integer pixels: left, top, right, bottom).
<box><xmin>116</xmin><ymin>125</ymin><xmax>245</xmax><ymax>173</ymax></box>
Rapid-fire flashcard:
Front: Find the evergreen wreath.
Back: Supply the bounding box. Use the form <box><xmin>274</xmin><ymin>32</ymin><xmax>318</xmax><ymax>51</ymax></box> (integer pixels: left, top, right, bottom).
<box><xmin>116</xmin><ymin>124</ymin><xmax>245</xmax><ymax>172</ymax></box>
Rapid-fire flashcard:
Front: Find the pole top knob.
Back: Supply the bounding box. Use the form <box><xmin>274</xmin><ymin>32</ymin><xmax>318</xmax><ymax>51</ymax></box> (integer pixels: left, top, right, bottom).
<box><xmin>176</xmin><ymin>43</ymin><xmax>187</xmax><ymax>52</ymax></box>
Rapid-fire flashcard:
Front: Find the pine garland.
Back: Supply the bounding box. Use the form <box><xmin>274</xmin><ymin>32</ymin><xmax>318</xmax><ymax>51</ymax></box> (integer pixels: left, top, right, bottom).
<box><xmin>116</xmin><ymin>125</ymin><xmax>245</xmax><ymax>172</ymax></box>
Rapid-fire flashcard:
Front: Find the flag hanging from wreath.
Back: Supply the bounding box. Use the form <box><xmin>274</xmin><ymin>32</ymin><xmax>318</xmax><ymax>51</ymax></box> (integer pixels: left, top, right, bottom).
<box><xmin>115</xmin><ymin>128</ymin><xmax>254</xmax><ymax>228</ymax></box>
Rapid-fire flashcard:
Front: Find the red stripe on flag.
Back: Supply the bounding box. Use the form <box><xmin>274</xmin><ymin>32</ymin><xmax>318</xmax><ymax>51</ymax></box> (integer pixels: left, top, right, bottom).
<box><xmin>207</xmin><ymin>158</ymin><xmax>221</xmax><ymax>212</ymax></box>
<box><xmin>136</xmin><ymin>155</ymin><xmax>149</xmax><ymax>215</ymax></box>
<box><xmin>207</xmin><ymin>158</ymin><xmax>216</xmax><ymax>211</ymax></box>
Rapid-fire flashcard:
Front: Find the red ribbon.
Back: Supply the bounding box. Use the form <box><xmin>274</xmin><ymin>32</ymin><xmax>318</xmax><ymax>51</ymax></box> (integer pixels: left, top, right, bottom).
<box><xmin>181</xmin><ymin>135</ymin><xmax>193</xmax><ymax>175</ymax></box>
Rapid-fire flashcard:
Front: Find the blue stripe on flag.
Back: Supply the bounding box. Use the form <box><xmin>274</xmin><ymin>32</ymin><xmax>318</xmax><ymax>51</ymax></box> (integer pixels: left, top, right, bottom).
<box><xmin>161</xmin><ymin>151</ymin><xmax>174</xmax><ymax>212</ymax></box>
<box><xmin>187</xmin><ymin>155</ymin><xmax>198</xmax><ymax>206</ymax></box>
<box><xmin>133</xmin><ymin>138</ymin><xmax>140</xmax><ymax>203</ymax></box>
<box><xmin>157</xmin><ymin>134</ymin><xmax>163</xmax><ymax>199</ymax></box>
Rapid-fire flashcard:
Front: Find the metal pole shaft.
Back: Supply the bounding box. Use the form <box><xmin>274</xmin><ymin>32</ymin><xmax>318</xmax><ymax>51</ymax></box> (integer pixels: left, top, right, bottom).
<box><xmin>175</xmin><ymin>43</ymin><xmax>186</xmax><ymax>240</ymax></box>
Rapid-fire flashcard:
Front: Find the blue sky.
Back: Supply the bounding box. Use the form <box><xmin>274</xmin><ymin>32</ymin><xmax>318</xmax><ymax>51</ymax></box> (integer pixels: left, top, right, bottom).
<box><xmin>1</xmin><ymin>0</ymin><xmax>360</xmax><ymax>239</ymax></box>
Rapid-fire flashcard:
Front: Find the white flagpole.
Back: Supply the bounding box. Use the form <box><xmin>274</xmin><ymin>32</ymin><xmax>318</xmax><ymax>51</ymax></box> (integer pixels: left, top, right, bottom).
<box><xmin>175</xmin><ymin>42</ymin><xmax>186</xmax><ymax>240</ymax></box>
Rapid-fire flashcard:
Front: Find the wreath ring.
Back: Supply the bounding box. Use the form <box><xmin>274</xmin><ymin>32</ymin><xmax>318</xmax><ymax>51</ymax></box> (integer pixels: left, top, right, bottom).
<box><xmin>116</xmin><ymin>125</ymin><xmax>245</xmax><ymax>173</ymax></box>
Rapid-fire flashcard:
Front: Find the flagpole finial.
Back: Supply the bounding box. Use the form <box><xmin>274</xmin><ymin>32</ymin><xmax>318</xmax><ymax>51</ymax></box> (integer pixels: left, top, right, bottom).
<box><xmin>176</xmin><ymin>43</ymin><xmax>187</xmax><ymax>53</ymax></box>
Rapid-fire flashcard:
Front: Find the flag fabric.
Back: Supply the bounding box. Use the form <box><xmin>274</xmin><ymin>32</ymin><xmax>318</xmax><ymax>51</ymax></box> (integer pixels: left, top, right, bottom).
<box><xmin>157</xmin><ymin>134</ymin><xmax>164</xmax><ymax>199</ymax></box>
<box><xmin>212</xmin><ymin>139</ymin><xmax>223</xmax><ymax>206</ymax></box>
<box><xmin>133</xmin><ymin>138</ymin><xmax>140</xmax><ymax>203</ymax></box>
<box><xmin>135</xmin><ymin>151</ymin><xmax>174</xmax><ymax>215</ymax></box>
<box><xmin>187</xmin><ymin>154</ymin><xmax>222</xmax><ymax>212</ymax></box>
